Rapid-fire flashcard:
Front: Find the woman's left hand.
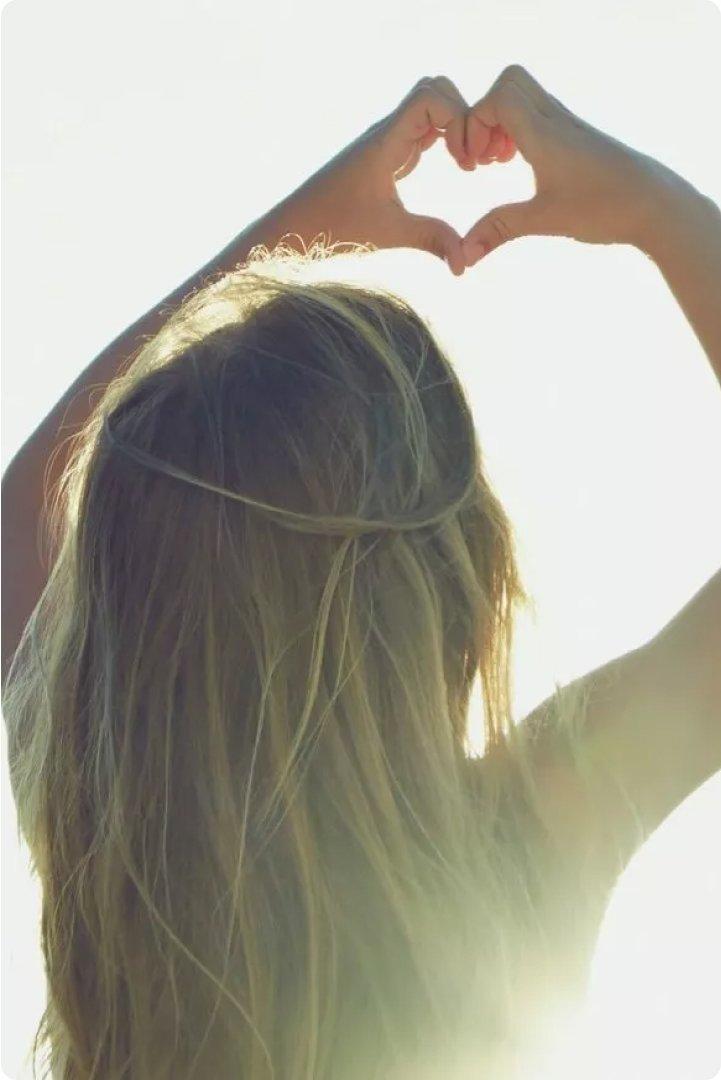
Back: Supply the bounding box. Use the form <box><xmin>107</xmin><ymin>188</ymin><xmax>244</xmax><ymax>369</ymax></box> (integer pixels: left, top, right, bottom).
<box><xmin>273</xmin><ymin>76</ymin><xmax>474</xmax><ymax>276</ymax></box>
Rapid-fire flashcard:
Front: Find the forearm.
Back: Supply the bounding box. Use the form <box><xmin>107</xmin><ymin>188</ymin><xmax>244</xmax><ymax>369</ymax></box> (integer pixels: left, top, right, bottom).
<box><xmin>639</xmin><ymin>177</ymin><xmax>721</xmax><ymax>388</ymax></box>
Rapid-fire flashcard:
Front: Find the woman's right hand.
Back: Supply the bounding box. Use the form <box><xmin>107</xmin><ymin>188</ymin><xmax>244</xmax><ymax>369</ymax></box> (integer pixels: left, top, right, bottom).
<box><xmin>452</xmin><ymin>65</ymin><xmax>690</xmax><ymax>263</ymax></box>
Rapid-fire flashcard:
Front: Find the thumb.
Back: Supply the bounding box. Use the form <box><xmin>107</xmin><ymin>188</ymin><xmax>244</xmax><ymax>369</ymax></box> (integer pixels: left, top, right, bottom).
<box><xmin>462</xmin><ymin>197</ymin><xmax>542</xmax><ymax>264</ymax></box>
<box><xmin>406</xmin><ymin>213</ymin><xmax>466</xmax><ymax>277</ymax></box>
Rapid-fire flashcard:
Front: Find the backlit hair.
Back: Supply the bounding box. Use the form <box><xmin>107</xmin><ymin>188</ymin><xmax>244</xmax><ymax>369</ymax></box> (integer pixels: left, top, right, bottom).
<box><xmin>4</xmin><ymin>242</ymin><xmax>594</xmax><ymax>1078</ymax></box>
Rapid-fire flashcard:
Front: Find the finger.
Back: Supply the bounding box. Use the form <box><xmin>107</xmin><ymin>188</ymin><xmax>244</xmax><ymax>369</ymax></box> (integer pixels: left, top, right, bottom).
<box><xmin>467</xmin><ymin>65</ymin><xmax>549</xmax><ymax>158</ymax></box>
<box><xmin>419</xmin><ymin>127</ymin><xmax>441</xmax><ymax>152</ymax></box>
<box><xmin>465</xmin><ymin>112</ymin><xmax>492</xmax><ymax>165</ymax></box>
<box><xmin>477</xmin><ymin>125</ymin><xmax>508</xmax><ymax>165</ymax></box>
<box><xmin>393</xmin><ymin>144</ymin><xmax>421</xmax><ymax>182</ymax></box>
<box><xmin>422</xmin><ymin>76</ymin><xmax>478</xmax><ymax>169</ymax></box>
<box><xmin>389</xmin><ymin>75</ymin><xmax>472</xmax><ymax>175</ymax></box>
<box><xmin>462</xmin><ymin>197</ymin><xmax>542</xmax><ymax>262</ymax></box>
<box><xmin>495</xmin><ymin>131</ymin><xmax>517</xmax><ymax>163</ymax></box>
<box><xmin>394</xmin><ymin>127</ymin><xmax>441</xmax><ymax>181</ymax></box>
<box><xmin>408</xmin><ymin>212</ymin><xmax>466</xmax><ymax>277</ymax></box>
<box><xmin>445</xmin><ymin>114</ymin><xmax>472</xmax><ymax>169</ymax></box>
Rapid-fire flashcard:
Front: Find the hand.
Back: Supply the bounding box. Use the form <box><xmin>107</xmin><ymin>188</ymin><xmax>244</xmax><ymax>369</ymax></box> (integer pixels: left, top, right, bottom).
<box><xmin>279</xmin><ymin>76</ymin><xmax>475</xmax><ymax>276</ymax></box>
<box><xmin>451</xmin><ymin>65</ymin><xmax>682</xmax><ymax>264</ymax></box>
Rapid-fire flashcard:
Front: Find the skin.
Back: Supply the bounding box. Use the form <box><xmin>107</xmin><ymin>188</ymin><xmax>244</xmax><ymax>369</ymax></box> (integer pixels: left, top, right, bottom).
<box><xmin>3</xmin><ymin>68</ymin><xmax>720</xmax><ymax>914</ymax></box>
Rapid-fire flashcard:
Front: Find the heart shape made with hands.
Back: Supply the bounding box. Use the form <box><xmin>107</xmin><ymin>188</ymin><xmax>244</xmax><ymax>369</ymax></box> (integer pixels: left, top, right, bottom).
<box><xmin>316</xmin><ymin>74</ymin><xmax>553</xmax><ymax>276</ymax></box>
<box><xmin>393</xmin><ymin>127</ymin><xmax>524</xmax><ymax>272</ymax></box>
<box><xmin>371</xmin><ymin>78</ymin><xmax>521</xmax><ymax>277</ymax></box>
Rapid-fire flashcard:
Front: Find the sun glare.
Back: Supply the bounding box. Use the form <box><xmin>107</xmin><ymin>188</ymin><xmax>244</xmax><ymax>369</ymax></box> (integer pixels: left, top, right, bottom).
<box><xmin>586</xmin><ymin>773</ymin><xmax>721</xmax><ymax>1080</ymax></box>
<box><xmin>4</xmin><ymin>3</ymin><xmax>721</xmax><ymax>1076</ymax></box>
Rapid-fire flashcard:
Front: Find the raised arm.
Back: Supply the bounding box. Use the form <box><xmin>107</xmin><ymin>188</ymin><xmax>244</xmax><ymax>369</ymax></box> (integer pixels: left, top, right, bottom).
<box><xmin>2</xmin><ymin>76</ymin><xmax>479</xmax><ymax>689</ymax></box>
<box><xmin>639</xmin><ymin>180</ymin><xmax>721</xmax><ymax>381</ymax></box>
<box><xmin>456</xmin><ymin>66</ymin><xmax>721</xmax><ymax>385</ymax></box>
<box><xmin>457</xmin><ymin>66</ymin><xmax>721</xmax><ymax>882</ymax></box>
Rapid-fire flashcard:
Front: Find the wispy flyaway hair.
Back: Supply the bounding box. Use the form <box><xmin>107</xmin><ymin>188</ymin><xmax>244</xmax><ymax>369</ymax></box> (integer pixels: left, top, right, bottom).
<box><xmin>3</xmin><ymin>242</ymin><xmax>594</xmax><ymax>1079</ymax></box>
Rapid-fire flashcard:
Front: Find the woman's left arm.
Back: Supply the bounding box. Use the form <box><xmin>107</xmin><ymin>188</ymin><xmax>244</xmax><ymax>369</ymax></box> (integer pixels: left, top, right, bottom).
<box><xmin>2</xmin><ymin>76</ymin><xmax>472</xmax><ymax>687</ymax></box>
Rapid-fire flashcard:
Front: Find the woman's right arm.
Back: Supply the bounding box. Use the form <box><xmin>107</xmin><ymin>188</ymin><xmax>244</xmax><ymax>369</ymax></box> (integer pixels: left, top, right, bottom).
<box><xmin>457</xmin><ymin>64</ymin><xmax>721</xmax><ymax>388</ymax></box>
<box><xmin>639</xmin><ymin>180</ymin><xmax>721</xmax><ymax>384</ymax></box>
<box><xmin>456</xmin><ymin>67</ymin><xmax>721</xmax><ymax>878</ymax></box>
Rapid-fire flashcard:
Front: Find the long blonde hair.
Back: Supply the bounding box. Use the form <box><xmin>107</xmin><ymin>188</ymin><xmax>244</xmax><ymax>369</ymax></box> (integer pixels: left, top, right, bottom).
<box><xmin>3</xmin><ymin>243</ymin><xmax>588</xmax><ymax>1078</ymax></box>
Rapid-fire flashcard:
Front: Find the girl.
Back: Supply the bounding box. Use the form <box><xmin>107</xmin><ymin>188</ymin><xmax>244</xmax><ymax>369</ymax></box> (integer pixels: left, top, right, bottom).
<box><xmin>3</xmin><ymin>66</ymin><xmax>720</xmax><ymax>1079</ymax></box>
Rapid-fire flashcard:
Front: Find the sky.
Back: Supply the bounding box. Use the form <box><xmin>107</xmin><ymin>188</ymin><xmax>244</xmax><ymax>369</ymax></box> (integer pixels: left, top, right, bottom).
<box><xmin>2</xmin><ymin>0</ymin><xmax>721</xmax><ymax>1077</ymax></box>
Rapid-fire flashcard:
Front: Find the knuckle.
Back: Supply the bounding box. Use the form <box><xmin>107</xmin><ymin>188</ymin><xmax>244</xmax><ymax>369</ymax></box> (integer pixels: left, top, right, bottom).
<box><xmin>419</xmin><ymin>75</ymin><xmax>463</xmax><ymax>111</ymax></box>
<box><xmin>501</xmin><ymin>63</ymin><xmax>528</xmax><ymax>82</ymax></box>
<box><xmin>404</xmin><ymin>76</ymin><xmax>433</xmax><ymax>103</ymax></box>
<box><xmin>490</xmin><ymin>214</ymin><xmax>513</xmax><ymax>242</ymax></box>
<box><xmin>412</xmin><ymin>81</ymin><xmax>434</xmax><ymax>106</ymax></box>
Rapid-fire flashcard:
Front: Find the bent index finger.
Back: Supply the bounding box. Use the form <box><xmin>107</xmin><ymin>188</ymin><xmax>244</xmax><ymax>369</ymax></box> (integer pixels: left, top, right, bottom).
<box><xmin>468</xmin><ymin>66</ymin><xmax>543</xmax><ymax>157</ymax></box>
<box><xmin>387</xmin><ymin>76</ymin><xmax>471</xmax><ymax>173</ymax></box>
<box><xmin>465</xmin><ymin>113</ymin><xmax>493</xmax><ymax>164</ymax></box>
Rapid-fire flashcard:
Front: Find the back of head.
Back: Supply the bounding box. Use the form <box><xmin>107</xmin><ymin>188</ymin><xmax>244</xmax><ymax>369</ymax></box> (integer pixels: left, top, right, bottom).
<box><xmin>5</xmin><ymin>247</ymin><xmax>546</xmax><ymax>1079</ymax></box>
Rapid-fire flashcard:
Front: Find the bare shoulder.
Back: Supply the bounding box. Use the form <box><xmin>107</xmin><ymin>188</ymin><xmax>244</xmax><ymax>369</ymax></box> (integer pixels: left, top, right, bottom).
<box><xmin>518</xmin><ymin>567</ymin><xmax>721</xmax><ymax>888</ymax></box>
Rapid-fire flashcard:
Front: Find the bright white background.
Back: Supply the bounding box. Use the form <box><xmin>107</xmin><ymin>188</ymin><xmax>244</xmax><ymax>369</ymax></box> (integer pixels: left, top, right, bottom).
<box><xmin>2</xmin><ymin>1</ymin><xmax>720</xmax><ymax>1077</ymax></box>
